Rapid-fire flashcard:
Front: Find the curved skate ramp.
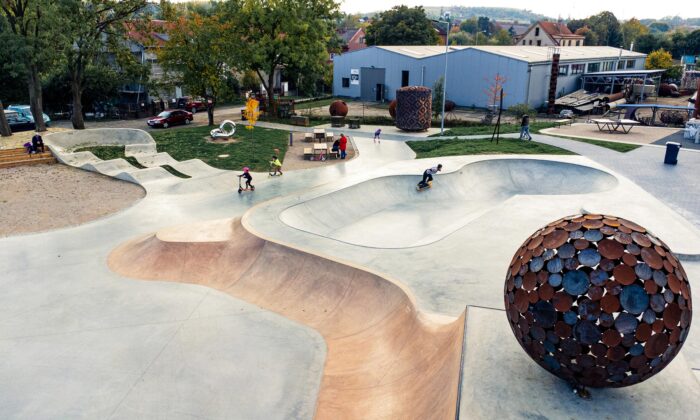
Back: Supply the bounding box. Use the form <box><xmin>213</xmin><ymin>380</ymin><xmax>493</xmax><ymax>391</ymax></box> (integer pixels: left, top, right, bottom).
<box><xmin>280</xmin><ymin>158</ymin><xmax>618</xmax><ymax>248</ymax></box>
<box><xmin>109</xmin><ymin>218</ymin><xmax>465</xmax><ymax>419</ymax></box>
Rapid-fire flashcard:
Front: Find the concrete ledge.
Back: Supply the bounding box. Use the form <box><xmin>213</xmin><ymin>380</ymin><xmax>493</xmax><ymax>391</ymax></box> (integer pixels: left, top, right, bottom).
<box><xmin>459</xmin><ymin>306</ymin><xmax>700</xmax><ymax>419</ymax></box>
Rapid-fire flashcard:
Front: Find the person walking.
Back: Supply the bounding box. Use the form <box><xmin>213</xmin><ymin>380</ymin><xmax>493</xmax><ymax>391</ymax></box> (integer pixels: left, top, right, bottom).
<box><xmin>339</xmin><ymin>133</ymin><xmax>348</xmax><ymax>159</ymax></box>
<box><xmin>373</xmin><ymin>128</ymin><xmax>381</xmax><ymax>143</ymax></box>
<box><xmin>520</xmin><ymin>114</ymin><xmax>532</xmax><ymax>141</ymax></box>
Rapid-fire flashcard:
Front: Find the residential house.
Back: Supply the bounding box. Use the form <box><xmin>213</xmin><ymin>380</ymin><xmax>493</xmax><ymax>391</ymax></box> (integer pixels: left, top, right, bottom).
<box><xmin>338</xmin><ymin>27</ymin><xmax>368</xmax><ymax>53</ymax></box>
<box><xmin>516</xmin><ymin>21</ymin><xmax>585</xmax><ymax>47</ymax></box>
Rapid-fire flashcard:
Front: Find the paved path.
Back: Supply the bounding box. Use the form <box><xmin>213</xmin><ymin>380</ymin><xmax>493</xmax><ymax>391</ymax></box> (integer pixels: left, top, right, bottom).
<box><xmin>533</xmin><ymin>133</ymin><xmax>700</xmax><ymax>229</ymax></box>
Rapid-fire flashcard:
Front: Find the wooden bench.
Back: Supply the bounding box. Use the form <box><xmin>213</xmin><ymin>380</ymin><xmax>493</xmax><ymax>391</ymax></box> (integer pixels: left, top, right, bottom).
<box><xmin>554</xmin><ymin>118</ymin><xmax>574</xmax><ymax>128</ymax></box>
<box><xmin>303</xmin><ymin>147</ymin><xmax>313</xmax><ymax>158</ymax></box>
<box><xmin>291</xmin><ymin>115</ymin><xmax>309</xmax><ymax>127</ymax></box>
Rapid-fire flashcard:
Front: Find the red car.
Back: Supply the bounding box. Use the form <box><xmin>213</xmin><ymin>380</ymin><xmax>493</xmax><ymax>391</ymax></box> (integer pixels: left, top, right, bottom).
<box><xmin>147</xmin><ymin>110</ymin><xmax>193</xmax><ymax>128</ymax></box>
<box><xmin>176</xmin><ymin>96</ymin><xmax>208</xmax><ymax>113</ymax></box>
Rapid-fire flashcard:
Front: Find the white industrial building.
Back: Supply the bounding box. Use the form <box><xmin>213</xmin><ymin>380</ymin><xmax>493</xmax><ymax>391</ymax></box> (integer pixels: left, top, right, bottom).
<box><xmin>332</xmin><ymin>46</ymin><xmax>647</xmax><ymax>109</ymax></box>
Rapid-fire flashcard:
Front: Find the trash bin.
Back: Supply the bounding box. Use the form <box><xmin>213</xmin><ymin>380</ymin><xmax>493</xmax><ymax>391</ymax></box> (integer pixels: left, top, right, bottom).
<box><xmin>664</xmin><ymin>142</ymin><xmax>681</xmax><ymax>165</ymax></box>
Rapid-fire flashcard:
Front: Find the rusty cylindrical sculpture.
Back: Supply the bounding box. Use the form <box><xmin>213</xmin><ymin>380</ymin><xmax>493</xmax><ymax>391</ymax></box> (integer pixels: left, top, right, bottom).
<box><xmin>388</xmin><ymin>99</ymin><xmax>397</xmax><ymax>119</ymax></box>
<box><xmin>395</xmin><ymin>86</ymin><xmax>432</xmax><ymax>131</ymax></box>
<box><xmin>505</xmin><ymin>214</ymin><xmax>692</xmax><ymax>388</ymax></box>
<box><xmin>329</xmin><ymin>100</ymin><xmax>348</xmax><ymax>117</ymax></box>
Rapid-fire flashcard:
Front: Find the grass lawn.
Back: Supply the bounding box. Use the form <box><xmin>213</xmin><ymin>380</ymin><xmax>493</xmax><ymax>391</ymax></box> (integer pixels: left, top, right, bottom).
<box><xmin>76</xmin><ymin>125</ymin><xmax>289</xmax><ymax>172</ymax></box>
<box><xmin>407</xmin><ymin>137</ymin><xmax>575</xmax><ymax>158</ymax></box>
<box><xmin>430</xmin><ymin>122</ymin><xmax>557</xmax><ymax>137</ymax></box>
<box><xmin>544</xmin><ymin>135</ymin><xmax>641</xmax><ymax>153</ymax></box>
<box><xmin>294</xmin><ymin>97</ymin><xmax>345</xmax><ymax>110</ymax></box>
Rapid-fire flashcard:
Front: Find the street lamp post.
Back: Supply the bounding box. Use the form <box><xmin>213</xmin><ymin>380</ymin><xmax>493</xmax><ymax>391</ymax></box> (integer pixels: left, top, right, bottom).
<box><xmin>434</xmin><ymin>14</ymin><xmax>451</xmax><ymax>135</ymax></box>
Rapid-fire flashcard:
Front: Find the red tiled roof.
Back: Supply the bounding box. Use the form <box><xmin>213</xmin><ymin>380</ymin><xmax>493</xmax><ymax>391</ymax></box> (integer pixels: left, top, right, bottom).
<box><xmin>538</xmin><ymin>21</ymin><xmax>576</xmax><ymax>36</ymax></box>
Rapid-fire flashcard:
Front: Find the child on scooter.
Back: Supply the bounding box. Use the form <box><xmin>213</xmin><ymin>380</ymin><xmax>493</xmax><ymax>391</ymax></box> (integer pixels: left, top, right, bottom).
<box><xmin>238</xmin><ymin>167</ymin><xmax>253</xmax><ymax>190</ymax></box>
<box><xmin>270</xmin><ymin>155</ymin><xmax>283</xmax><ymax>175</ymax></box>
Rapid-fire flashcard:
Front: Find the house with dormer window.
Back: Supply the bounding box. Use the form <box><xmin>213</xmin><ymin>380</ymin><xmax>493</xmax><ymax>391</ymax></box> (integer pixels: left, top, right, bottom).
<box><xmin>516</xmin><ymin>21</ymin><xmax>585</xmax><ymax>47</ymax></box>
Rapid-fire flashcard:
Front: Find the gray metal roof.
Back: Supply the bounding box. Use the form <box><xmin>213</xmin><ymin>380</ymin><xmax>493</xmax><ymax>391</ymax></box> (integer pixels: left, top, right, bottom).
<box><xmin>582</xmin><ymin>70</ymin><xmax>665</xmax><ymax>76</ymax></box>
<box><xmin>366</xmin><ymin>45</ymin><xmax>645</xmax><ymax>63</ymax></box>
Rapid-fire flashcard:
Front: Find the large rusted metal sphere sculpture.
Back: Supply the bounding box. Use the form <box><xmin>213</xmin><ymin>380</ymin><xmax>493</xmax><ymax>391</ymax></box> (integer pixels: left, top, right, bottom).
<box><xmin>329</xmin><ymin>100</ymin><xmax>348</xmax><ymax>117</ymax></box>
<box><xmin>505</xmin><ymin>214</ymin><xmax>692</xmax><ymax>388</ymax></box>
<box><xmin>388</xmin><ymin>100</ymin><xmax>397</xmax><ymax>119</ymax></box>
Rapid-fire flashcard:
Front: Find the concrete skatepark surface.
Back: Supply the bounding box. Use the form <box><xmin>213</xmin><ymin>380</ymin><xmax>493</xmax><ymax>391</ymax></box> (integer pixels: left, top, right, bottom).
<box><xmin>281</xmin><ymin>159</ymin><xmax>618</xmax><ymax>248</ymax></box>
<box><xmin>2</xmin><ymin>126</ymin><xmax>700</xmax><ymax>419</ymax></box>
<box><xmin>108</xmin><ymin>218</ymin><xmax>464</xmax><ymax>419</ymax></box>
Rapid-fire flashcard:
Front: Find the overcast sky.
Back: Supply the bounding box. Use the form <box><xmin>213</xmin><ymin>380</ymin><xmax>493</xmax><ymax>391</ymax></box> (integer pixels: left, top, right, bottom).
<box><xmin>338</xmin><ymin>0</ymin><xmax>686</xmax><ymax>21</ymax></box>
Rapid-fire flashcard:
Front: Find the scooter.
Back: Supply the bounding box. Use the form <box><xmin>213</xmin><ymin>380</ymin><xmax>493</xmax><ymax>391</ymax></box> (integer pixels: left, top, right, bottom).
<box><xmin>237</xmin><ymin>176</ymin><xmax>255</xmax><ymax>194</ymax></box>
<box><xmin>416</xmin><ymin>180</ymin><xmax>432</xmax><ymax>191</ymax></box>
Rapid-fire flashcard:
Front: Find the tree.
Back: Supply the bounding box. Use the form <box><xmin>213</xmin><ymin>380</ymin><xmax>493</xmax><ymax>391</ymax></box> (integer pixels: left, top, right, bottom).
<box><xmin>228</xmin><ymin>0</ymin><xmax>339</xmax><ymax>110</ymax></box>
<box><xmin>459</xmin><ymin>17</ymin><xmax>477</xmax><ymax>34</ymax></box>
<box><xmin>645</xmin><ymin>48</ymin><xmax>673</xmax><ymax>70</ymax></box>
<box><xmin>669</xmin><ymin>31</ymin><xmax>687</xmax><ymax>58</ymax></box>
<box><xmin>432</xmin><ymin>77</ymin><xmax>443</xmax><ymax>118</ymax></box>
<box><xmin>492</xmin><ymin>29</ymin><xmax>513</xmax><ymax>45</ymax></box>
<box><xmin>58</xmin><ymin>0</ymin><xmax>146</xmax><ymax>129</ymax></box>
<box><xmin>621</xmin><ymin>18</ymin><xmax>648</xmax><ymax>50</ymax></box>
<box><xmin>0</xmin><ymin>99</ymin><xmax>11</xmax><ymax>136</ymax></box>
<box><xmin>0</xmin><ymin>0</ymin><xmax>57</xmax><ymax>132</ymax></box>
<box><xmin>635</xmin><ymin>33</ymin><xmax>671</xmax><ymax>54</ymax></box>
<box><xmin>477</xmin><ymin>16</ymin><xmax>491</xmax><ymax>37</ymax></box>
<box><xmin>567</xmin><ymin>19</ymin><xmax>588</xmax><ymax>34</ymax></box>
<box><xmin>159</xmin><ymin>11</ymin><xmax>232</xmax><ymax>125</ymax></box>
<box><xmin>687</xmin><ymin>30</ymin><xmax>700</xmax><ymax>55</ymax></box>
<box><xmin>364</xmin><ymin>5</ymin><xmax>438</xmax><ymax>46</ymax></box>
<box><xmin>649</xmin><ymin>22</ymin><xmax>670</xmax><ymax>33</ymax></box>
<box><xmin>484</xmin><ymin>73</ymin><xmax>506</xmax><ymax>109</ymax></box>
<box><xmin>575</xmin><ymin>26</ymin><xmax>599</xmax><ymax>46</ymax></box>
<box><xmin>587</xmin><ymin>11</ymin><xmax>622</xmax><ymax>47</ymax></box>
<box><xmin>449</xmin><ymin>31</ymin><xmax>472</xmax><ymax>45</ymax></box>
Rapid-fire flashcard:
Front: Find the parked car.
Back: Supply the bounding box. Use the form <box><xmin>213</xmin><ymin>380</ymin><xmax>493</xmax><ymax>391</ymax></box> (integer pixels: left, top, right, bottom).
<box><xmin>7</xmin><ymin>105</ymin><xmax>51</xmax><ymax>125</ymax></box>
<box><xmin>175</xmin><ymin>96</ymin><xmax>207</xmax><ymax>113</ymax></box>
<box><xmin>3</xmin><ymin>109</ymin><xmax>35</xmax><ymax>132</ymax></box>
<box><xmin>559</xmin><ymin>109</ymin><xmax>575</xmax><ymax>119</ymax></box>
<box><xmin>147</xmin><ymin>110</ymin><xmax>193</xmax><ymax>128</ymax></box>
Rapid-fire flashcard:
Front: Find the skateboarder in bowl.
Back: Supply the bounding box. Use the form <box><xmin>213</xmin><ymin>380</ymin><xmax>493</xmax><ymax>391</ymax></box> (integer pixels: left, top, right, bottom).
<box><xmin>418</xmin><ymin>164</ymin><xmax>442</xmax><ymax>188</ymax></box>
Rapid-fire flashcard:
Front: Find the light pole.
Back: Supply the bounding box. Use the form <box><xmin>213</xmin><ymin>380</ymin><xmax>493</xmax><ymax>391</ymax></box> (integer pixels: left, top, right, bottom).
<box><xmin>434</xmin><ymin>14</ymin><xmax>451</xmax><ymax>135</ymax></box>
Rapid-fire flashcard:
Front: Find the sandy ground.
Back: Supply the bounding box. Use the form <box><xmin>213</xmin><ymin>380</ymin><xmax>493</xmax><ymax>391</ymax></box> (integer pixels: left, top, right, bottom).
<box><xmin>0</xmin><ymin>127</ymin><xmax>71</xmax><ymax>150</ymax></box>
<box><xmin>0</xmin><ymin>163</ymin><xmax>145</xmax><ymax>237</ymax></box>
<box><xmin>282</xmin><ymin>132</ymin><xmax>355</xmax><ymax>170</ymax></box>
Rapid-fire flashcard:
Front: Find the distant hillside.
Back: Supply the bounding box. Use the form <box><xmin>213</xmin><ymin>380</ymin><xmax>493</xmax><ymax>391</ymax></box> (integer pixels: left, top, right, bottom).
<box><xmin>423</xmin><ymin>7</ymin><xmax>550</xmax><ymax>23</ymax></box>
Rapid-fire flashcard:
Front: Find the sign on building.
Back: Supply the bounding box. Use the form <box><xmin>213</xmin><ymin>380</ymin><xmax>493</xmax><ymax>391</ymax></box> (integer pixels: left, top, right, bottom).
<box><xmin>350</xmin><ymin>69</ymin><xmax>359</xmax><ymax>85</ymax></box>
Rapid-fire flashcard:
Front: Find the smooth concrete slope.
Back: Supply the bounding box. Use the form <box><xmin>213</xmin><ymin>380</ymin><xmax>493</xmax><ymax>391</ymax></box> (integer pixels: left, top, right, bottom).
<box><xmin>45</xmin><ymin>128</ymin><xmax>225</xmax><ymax>185</ymax></box>
<box><xmin>108</xmin><ymin>218</ymin><xmax>465</xmax><ymax>419</ymax></box>
<box><xmin>281</xmin><ymin>159</ymin><xmax>617</xmax><ymax>248</ymax></box>
<box><xmin>459</xmin><ymin>307</ymin><xmax>700</xmax><ymax>418</ymax></box>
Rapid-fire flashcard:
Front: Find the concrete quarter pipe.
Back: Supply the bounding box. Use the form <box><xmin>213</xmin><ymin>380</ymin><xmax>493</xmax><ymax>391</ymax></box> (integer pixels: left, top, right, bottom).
<box><xmin>109</xmin><ymin>218</ymin><xmax>465</xmax><ymax>419</ymax></box>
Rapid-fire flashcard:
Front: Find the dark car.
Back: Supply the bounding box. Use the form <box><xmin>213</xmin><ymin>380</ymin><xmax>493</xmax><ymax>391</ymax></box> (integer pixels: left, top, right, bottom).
<box><xmin>147</xmin><ymin>110</ymin><xmax>193</xmax><ymax>128</ymax></box>
<box><xmin>175</xmin><ymin>96</ymin><xmax>207</xmax><ymax>113</ymax></box>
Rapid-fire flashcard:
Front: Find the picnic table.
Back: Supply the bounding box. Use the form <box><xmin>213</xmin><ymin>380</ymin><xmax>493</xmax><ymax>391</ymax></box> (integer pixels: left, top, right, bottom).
<box><xmin>313</xmin><ymin>128</ymin><xmax>326</xmax><ymax>142</ymax></box>
<box><xmin>591</xmin><ymin>118</ymin><xmax>639</xmax><ymax>134</ymax></box>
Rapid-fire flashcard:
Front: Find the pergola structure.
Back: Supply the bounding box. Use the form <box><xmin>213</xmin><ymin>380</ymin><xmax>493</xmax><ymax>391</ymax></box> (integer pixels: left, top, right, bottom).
<box><xmin>580</xmin><ymin>69</ymin><xmax>664</xmax><ymax>102</ymax></box>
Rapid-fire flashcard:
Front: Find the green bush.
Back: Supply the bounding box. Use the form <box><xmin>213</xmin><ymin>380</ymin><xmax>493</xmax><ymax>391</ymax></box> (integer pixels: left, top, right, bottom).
<box><xmin>508</xmin><ymin>103</ymin><xmax>536</xmax><ymax>119</ymax></box>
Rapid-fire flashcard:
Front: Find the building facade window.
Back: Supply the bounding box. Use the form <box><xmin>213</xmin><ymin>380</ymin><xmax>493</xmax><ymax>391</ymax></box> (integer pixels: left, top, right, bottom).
<box><xmin>587</xmin><ymin>62</ymin><xmax>600</xmax><ymax>73</ymax></box>
<box><xmin>558</xmin><ymin>65</ymin><xmax>569</xmax><ymax>76</ymax></box>
<box><xmin>535</xmin><ymin>27</ymin><xmax>540</xmax><ymax>36</ymax></box>
<box><xmin>627</xmin><ymin>60</ymin><xmax>636</xmax><ymax>69</ymax></box>
<box><xmin>571</xmin><ymin>64</ymin><xmax>585</xmax><ymax>74</ymax></box>
<box><xmin>617</xmin><ymin>60</ymin><xmax>626</xmax><ymax>70</ymax></box>
<box><xmin>529</xmin><ymin>40</ymin><xmax>533</xmax><ymax>45</ymax></box>
<box><xmin>522</xmin><ymin>40</ymin><xmax>526</xmax><ymax>45</ymax></box>
<box><xmin>576</xmin><ymin>40</ymin><xmax>581</xmax><ymax>46</ymax></box>
<box><xmin>359</xmin><ymin>37</ymin><xmax>364</xmax><ymax>44</ymax></box>
<box><xmin>401</xmin><ymin>70</ymin><xmax>409</xmax><ymax>87</ymax></box>
<box><xmin>602</xmin><ymin>61</ymin><xmax>615</xmax><ymax>71</ymax></box>
<box><xmin>342</xmin><ymin>78</ymin><xmax>350</xmax><ymax>88</ymax></box>
<box><xmin>537</xmin><ymin>40</ymin><xmax>541</xmax><ymax>46</ymax></box>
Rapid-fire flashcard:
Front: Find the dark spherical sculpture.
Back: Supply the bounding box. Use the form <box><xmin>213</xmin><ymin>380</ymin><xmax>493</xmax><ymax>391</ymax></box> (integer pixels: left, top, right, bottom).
<box><xmin>505</xmin><ymin>214</ymin><xmax>692</xmax><ymax>388</ymax></box>
<box><xmin>329</xmin><ymin>100</ymin><xmax>348</xmax><ymax>117</ymax></box>
<box><xmin>395</xmin><ymin>86</ymin><xmax>432</xmax><ymax>131</ymax></box>
<box><xmin>388</xmin><ymin>100</ymin><xmax>397</xmax><ymax>119</ymax></box>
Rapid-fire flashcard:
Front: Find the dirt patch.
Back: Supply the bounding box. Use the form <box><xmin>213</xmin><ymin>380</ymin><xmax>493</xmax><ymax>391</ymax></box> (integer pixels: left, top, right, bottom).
<box><xmin>0</xmin><ymin>163</ymin><xmax>145</xmax><ymax>237</ymax></box>
<box><xmin>282</xmin><ymin>132</ymin><xmax>355</xmax><ymax>171</ymax></box>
